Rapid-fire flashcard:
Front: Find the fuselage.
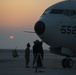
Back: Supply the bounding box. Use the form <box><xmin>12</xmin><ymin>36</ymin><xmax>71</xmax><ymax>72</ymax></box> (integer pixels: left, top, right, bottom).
<box><xmin>34</xmin><ymin>1</ymin><xmax>76</xmax><ymax>51</ymax></box>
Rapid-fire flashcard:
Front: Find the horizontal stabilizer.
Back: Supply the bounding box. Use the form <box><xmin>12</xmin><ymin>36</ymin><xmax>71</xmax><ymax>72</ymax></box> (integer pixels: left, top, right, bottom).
<box><xmin>23</xmin><ymin>31</ymin><xmax>35</xmax><ymax>33</ymax></box>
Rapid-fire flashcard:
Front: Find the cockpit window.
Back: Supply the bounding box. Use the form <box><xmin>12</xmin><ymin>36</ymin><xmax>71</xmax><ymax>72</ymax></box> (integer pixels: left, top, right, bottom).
<box><xmin>43</xmin><ymin>8</ymin><xmax>76</xmax><ymax>17</ymax></box>
<box><xmin>50</xmin><ymin>9</ymin><xmax>63</xmax><ymax>14</ymax></box>
<box><xmin>50</xmin><ymin>9</ymin><xmax>76</xmax><ymax>17</ymax></box>
<box><xmin>43</xmin><ymin>9</ymin><xmax>50</xmax><ymax>15</ymax></box>
<box><xmin>43</xmin><ymin>11</ymin><xmax>49</xmax><ymax>15</ymax></box>
<box><xmin>63</xmin><ymin>10</ymin><xmax>70</xmax><ymax>16</ymax></box>
<box><xmin>70</xmin><ymin>10</ymin><xmax>76</xmax><ymax>16</ymax></box>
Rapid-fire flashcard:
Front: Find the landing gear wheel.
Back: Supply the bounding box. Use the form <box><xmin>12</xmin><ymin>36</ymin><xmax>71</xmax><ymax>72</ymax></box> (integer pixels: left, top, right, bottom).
<box><xmin>62</xmin><ymin>58</ymin><xmax>73</xmax><ymax>68</ymax></box>
<box><xmin>62</xmin><ymin>58</ymin><xmax>67</xmax><ymax>68</ymax></box>
<box><xmin>67</xmin><ymin>59</ymin><xmax>73</xmax><ymax>68</ymax></box>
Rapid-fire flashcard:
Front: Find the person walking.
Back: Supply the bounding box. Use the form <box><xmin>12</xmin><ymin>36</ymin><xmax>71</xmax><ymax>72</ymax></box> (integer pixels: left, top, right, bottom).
<box><xmin>25</xmin><ymin>43</ymin><xmax>31</xmax><ymax>68</ymax></box>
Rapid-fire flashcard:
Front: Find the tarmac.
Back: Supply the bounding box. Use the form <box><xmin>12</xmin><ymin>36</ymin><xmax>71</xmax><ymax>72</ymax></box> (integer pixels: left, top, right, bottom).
<box><xmin>0</xmin><ymin>49</ymin><xmax>76</xmax><ymax>75</ymax></box>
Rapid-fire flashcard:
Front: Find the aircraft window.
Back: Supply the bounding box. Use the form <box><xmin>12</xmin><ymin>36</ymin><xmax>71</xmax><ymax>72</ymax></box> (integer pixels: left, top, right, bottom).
<box><xmin>63</xmin><ymin>10</ymin><xmax>76</xmax><ymax>16</ymax></box>
<box><xmin>43</xmin><ymin>8</ymin><xmax>76</xmax><ymax>16</ymax></box>
<box><xmin>63</xmin><ymin>10</ymin><xmax>70</xmax><ymax>16</ymax></box>
<box><xmin>50</xmin><ymin>9</ymin><xmax>64</xmax><ymax>14</ymax></box>
<box><xmin>70</xmin><ymin>10</ymin><xmax>76</xmax><ymax>16</ymax></box>
<box><xmin>43</xmin><ymin>9</ymin><xmax>50</xmax><ymax>15</ymax></box>
<box><xmin>43</xmin><ymin>11</ymin><xmax>49</xmax><ymax>15</ymax></box>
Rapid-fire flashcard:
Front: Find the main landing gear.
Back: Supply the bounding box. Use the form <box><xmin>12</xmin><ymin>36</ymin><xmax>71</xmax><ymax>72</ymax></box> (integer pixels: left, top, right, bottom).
<box><xmin>62</xmin><ymin>56</ymin><xmax>73</xmax><ymax>68</ymax></box>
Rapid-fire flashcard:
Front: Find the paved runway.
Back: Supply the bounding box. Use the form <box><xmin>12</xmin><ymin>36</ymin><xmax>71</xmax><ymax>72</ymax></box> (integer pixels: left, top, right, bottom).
<box><xmin>0</xmin><ymin>49</ymin><xmax>76</xmax><ymax>75</ymax></box>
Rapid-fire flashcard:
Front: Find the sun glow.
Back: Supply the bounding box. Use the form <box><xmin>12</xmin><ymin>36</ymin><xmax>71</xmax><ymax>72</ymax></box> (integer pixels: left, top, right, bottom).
<box><xmin>10</xmin><ymin>36</ymin><xmax>14</xmax><ymax>39</ymax></box>
<box><xmin>0</xmin><ymin>0</ymin><xmax>63</xmax><ymax>49</ymax></box>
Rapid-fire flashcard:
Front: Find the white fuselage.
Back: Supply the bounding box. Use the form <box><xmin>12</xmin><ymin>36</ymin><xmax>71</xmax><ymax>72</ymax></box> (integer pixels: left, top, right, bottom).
<box><xmin>35</xmin><ymin>1</ymin><xmax>76</xmax><ymax>52</ymax></box>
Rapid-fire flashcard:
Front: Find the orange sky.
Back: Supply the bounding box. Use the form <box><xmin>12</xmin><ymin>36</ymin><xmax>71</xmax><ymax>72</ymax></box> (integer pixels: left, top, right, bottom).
<box><xmin>0</xmin><ymin>0</ymin><xmax>64</xmax><ymax>49</ymax></box>
<box><xmin>0</xmin><ymin>0</ymin><xmax>63</xmax><ymax>31</ymax></box>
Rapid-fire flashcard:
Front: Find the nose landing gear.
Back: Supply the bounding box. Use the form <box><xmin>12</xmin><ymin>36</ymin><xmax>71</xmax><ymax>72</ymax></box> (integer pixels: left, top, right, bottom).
<box><xmin>62</xmin><ymin>56</ymin><xmax>73</xmax><ymax>68</ymax></box>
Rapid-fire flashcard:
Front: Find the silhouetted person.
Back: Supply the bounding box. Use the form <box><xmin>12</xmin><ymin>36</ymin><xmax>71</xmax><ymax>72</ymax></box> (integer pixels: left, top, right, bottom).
<box><xmin>33</xmin><ymin>40</ymin><xmax>44</xmax><ymax>68</ymax></box>
<box><xmin>33</xmin><ymin>40</ymin><xmax>39</xmax><ymax>67</ymax></box>
<box><xmin>37</xmin><ymin>41</ymin><xmax>44</xmax><ymax>68</ymax></box>
<box><xmin>25</xmin><ymin>43</ymin><xmax>30</xmax><ymax>68</ymax></box>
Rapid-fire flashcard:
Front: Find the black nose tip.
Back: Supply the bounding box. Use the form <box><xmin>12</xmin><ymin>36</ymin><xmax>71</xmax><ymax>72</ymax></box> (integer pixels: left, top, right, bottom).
<box><xmin>34</xmin><ymin>21</ymin><xmax>45</xmax><ymax>35</ymax></box>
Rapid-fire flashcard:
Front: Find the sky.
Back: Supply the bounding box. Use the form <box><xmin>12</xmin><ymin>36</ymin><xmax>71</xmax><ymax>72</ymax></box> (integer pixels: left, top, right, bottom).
<box><xmin>0</xmin><ymin>0</ymin><xmax>63</xmax><ymax>49</ymax></box>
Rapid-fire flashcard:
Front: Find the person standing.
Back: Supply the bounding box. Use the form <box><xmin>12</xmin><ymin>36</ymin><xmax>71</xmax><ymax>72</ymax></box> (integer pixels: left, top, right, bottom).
<box><xmin>33</xmin><ymin>40</ymin><xmax>44</xmax><ymax>72</ymax></box>
<box><xmin>33</xmin><ymin>40</ymin><xmax>44</xmax><ymax>68</ymax></box>
<box><xmin>25</xmin><ymin>43</ymin><xmax>31</xmax><ymax>68</ymax></box>
<box><xmin>37</xmin><ymin>41</ymin><xmax>44</xmax><ymax>68</ymax></box>
<box><xmin>33</xmin><ymin>40</ymin><xmax>39</xmax><ymax>68</ymax></box>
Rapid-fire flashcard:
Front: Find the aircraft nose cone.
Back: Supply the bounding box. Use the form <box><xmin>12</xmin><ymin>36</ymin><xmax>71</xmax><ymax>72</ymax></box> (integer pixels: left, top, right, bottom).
<box><xmin>34</xmin><ymin>21</ymin><xmax>45</xmax><ymax>35</ymax></box>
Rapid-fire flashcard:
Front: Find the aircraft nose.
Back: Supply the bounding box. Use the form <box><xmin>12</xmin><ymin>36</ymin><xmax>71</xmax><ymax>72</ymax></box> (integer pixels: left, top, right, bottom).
<box><xmin>34</xmin><ymin>21</ymin><xmax>45</xmax><ymax>35</ymax></box>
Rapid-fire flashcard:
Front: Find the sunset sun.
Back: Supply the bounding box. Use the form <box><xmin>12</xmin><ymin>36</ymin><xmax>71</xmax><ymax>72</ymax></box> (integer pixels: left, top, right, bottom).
<box><xmin>10</xmin><ymin>36</ymin><xmax>14</xmax><ymax>39</ymax></box>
